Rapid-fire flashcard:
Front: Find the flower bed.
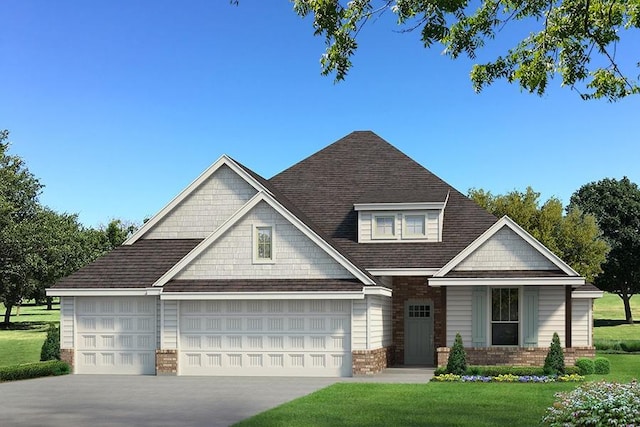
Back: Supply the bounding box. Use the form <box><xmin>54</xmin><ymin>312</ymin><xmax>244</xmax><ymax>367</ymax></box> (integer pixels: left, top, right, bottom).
<box><xmin>432</xmin><ymin>373</ymin><xmax>585</xmax><ymax>383</ymax></box>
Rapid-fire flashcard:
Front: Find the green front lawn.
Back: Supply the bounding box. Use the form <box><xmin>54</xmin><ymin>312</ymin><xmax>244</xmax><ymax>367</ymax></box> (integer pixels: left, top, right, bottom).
<box><xmin>236</xmin><ymin>354</ymin><xmax>640</xmax><ymax>427</ymax></box>
<box><xmin>0</xmin><ymin>303</ymin><xmax>60</xmax><ymax>367</ymax></box>
<box><xmin>593</xmin><ymin>292</ymin><xmax>640</xmax><ymax>341</ymax></box>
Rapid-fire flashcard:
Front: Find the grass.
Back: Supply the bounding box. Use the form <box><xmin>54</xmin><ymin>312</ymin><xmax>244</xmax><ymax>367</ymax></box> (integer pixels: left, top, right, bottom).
<box><xmin>593</xmin><ymin>292</ymin><xmax>640</xmax><ymax>341</ymax></box>
<box><xmin>0</xmin><ymin>303</ymin><xmax>60</xmax><ymax>367</ymax></box>
<box><xmin>236</xmin><ymin>354</ymin><xmax>640</xmax><ymax>427</ymax></box>
<box><xmin>236</xmin><ymin>293</ymin><xmax>640</xmax><ymax>427</ymax></box>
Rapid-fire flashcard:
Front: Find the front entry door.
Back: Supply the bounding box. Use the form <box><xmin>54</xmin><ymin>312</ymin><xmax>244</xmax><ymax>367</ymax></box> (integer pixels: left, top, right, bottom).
<box><xmin>404</xmin><ymin>301</ymin><xmax>434</xmax><ymax>365</ymax></box>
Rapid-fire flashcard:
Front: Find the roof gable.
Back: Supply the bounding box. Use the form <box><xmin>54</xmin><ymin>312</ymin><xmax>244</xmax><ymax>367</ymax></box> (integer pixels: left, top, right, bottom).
<box><xmin>153</xmin><ymin>191</ymin><xmax>377</xmax><ymax>287</ymax></box>
<box><xmin>125</xmin><ymin>156</ymin><xmax>265</xmax><ymax>244</ymax></box>
<box><xmin>434</xmin><ymin>216</ymin><xmax>580</xmax><ymax>277</ymax></box>
<box><xmin>174</xmin><ymin>200</ymin><xmax>357</xmax><ymax>281</ymax></box>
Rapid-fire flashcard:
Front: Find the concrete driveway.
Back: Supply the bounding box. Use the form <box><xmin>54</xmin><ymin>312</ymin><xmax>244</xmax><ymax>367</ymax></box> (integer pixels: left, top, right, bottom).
<box><xmin>0</xmin><ymin>375</ymin><xmax>341</xmax><ymax>427</ymax></box>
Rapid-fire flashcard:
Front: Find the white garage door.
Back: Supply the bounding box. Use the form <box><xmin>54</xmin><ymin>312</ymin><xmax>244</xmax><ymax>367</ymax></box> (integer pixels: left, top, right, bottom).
<box><xmin>179</xmin><ymin>299</ymin><xmax>352</xmax><ymax>377</ymax></box>
<box><xmin>75</xmin><ymin>297</ymin><xmax>157</xmax><ymax>375</ymax></box>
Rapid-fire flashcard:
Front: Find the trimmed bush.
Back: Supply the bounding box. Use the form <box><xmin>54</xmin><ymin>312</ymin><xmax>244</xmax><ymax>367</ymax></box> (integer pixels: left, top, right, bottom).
<box><xmin>40</xmin><ymin>323</ymin><xmax>60</xmax><ymax>361</ymax></box>
<box><xmin>542</xmin><ymin>381</ymin><xmax>640</xmax><ymax>426</ymax></box>
<box><xmin>575</xmin><ymin>358</ymin><xmax>595</xmax><ymax>375</ymax></box>
<box><xmin>446</xmin><ymin>333</ymin><xmax>467</xmax><ymax>375</ymax></box>
<box><xmin>595</xmin><ymin>340</ymin><xmax>640</xmax><ymax>353</ymax></box>
<box><xmin>594</xmin><ymin>357</ymin><xmax>611</xmax><ymax>374</ymax></box>
<box><xmin>544</xmin><ymin>332</ymin><xmax>565</xmax><ymax>375</ymax></box>
<box><xmin>620</xmin><ymin>341</ymin><xmax>640</xmax><ymax>353</ymax></box>
<box><xmin>0</xmin><ymin>361</ymin><xmax>70</xmax><ymax>382</ymax></box>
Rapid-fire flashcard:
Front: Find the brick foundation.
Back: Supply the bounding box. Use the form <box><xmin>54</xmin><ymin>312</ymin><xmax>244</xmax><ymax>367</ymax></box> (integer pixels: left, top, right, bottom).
<box><xmin>392</xmin><ymin>277</ymin><xmax>445</xmax><ymax>365</ymax></box>
<box><xmin>60</xmin><ymin>348</ymin><xmax>74</xmax><ymax>371</ymax></box>
<box><xmin>437</xmin><ymin>346</ymin><xmax>596</xmax><ymax>367</ymax></box>
<box><xmin>156</xmin><ymin>349</ymin><xmax>178</xmax><ymax>375</ymax></box>
<box><xmin>352</xmin><ymin>347</ymin><xmax>393</xmax><ymax>375</ymax></box>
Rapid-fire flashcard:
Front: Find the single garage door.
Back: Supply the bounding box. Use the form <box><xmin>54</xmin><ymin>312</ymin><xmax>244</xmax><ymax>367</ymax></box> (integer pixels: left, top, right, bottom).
<box><xmin>179</xmin><ymin>299</ymin><xmax>352</xmax><ymax>376</ymax></box>
<box><xmin>76</xmin><ymin>297</ymin><xmax>157</xmax><ymax>374</ymax></box>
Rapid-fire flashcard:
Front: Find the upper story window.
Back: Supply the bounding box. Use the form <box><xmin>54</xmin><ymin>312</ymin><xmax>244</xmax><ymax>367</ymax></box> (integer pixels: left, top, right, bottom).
<box><xmin>254</xmin><ymin>225</ymin><xmax>274</xmax><ymax>263</ymax></box>
<box><xmin>374</xmin><ymin>215</ymin><xmax>396</xmax><ymax>238</ymax></box>
<box><xmin>404</xmin><ymin>214</ymin><xmax>426</xmax><ymax>238</ymax></box>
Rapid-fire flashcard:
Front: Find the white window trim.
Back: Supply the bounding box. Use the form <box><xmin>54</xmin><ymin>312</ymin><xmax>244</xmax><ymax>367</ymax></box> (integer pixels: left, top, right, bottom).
<box><xmin>252</xmin><ymin>224</ymin><xmax>275</xmax><ymax>264</ymax></box>
<box><xmin>402</xmin><ymin>213</ymin><xmax>427</xmax><ymax>239</ymax></box>
<box><xmin>486</xmin><ymin>286</ymin><xmax>522</xmax><ymax>347</ymax></box>
<box><xmin>372</xmin><ymin>214</ymin><xmax>398</xmax><ymax>240</ymax></box>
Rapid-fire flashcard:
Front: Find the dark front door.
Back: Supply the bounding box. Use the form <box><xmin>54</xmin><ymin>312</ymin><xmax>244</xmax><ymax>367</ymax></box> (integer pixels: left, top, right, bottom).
<box><xmin>404</xmin><ymin>301</ymin><xmax>434</xmax><ymax>365</ymax></box>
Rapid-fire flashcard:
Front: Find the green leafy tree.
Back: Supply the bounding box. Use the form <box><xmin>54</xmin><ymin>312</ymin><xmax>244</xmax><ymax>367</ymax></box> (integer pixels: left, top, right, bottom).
<box><xmin>544</xmin><ymin>332</ymin><xmax>565</xmax><ymax>375</ymax></box>
<box><xmin>287</xmin><ymin>0</ymin><xmax>640</xmax><ymax>101</ymax></box>
<box><xmin>570</xmin><ymin>177</ymin><xmax>640</xmax><ymax>323</ymax></box>
<box><xmin>446</xmin><ymin>332</ymin><xmax>467</xmax><ymax>375</ymax></box>
<box><xmin>468</xmin><ymin>187</ymin><xmax>608</xmax><ymax>282</ymax></box>
<box><xmin>0</xmin><ymin>130</ymin><xmax>43</xmax><ymax>325</ymax></box>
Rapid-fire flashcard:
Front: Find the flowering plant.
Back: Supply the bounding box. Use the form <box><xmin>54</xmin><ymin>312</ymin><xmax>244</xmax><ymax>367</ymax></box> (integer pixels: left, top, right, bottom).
<box><xmin>542</xmin><ymin>380</ymin><xmax>640</xmax><ymax>426</ymax></box>
<box><xmin>431</xmin><ymin>373</ymin><xmax>584</xmax><ymax>383</ymax></box>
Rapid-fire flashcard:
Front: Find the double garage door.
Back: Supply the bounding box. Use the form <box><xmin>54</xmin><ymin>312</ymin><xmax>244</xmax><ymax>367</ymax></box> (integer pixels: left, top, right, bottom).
<box><xmin>179</xmin><ymin>299</ymin><xmax>352</xmax><ymax>376</ymax></box>
<box><xmin>74</xmin><ymin>297</ymin><xmax>352</xmax><ymax>377</ymax></box>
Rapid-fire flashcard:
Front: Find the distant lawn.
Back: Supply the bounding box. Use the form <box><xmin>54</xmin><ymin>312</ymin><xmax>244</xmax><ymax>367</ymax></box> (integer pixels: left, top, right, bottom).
<box><xmin>0</xmin><ymin>303</ymin><xmax>60</xmax><ymax>367</ymax></box>
<box><xmin>593</xmin><ymin>292</ymin><xmax>640</xmax><ymax>341</ymax></box>
<box><xmin>236</xmin><ymin>353</ymin><xmax>640</xmax><ymax>427</ymax></box>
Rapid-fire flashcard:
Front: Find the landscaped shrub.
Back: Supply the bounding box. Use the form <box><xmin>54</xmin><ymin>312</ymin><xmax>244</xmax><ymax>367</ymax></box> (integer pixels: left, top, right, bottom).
<box><xmin>595</xmin><ymin>340</ymin><xmax>640</xmax><ymax>353</ymax></box>
<box><xmin>594</xmin><ymin>357</ymin><xmax>611</xmax><ymax>374</ymax></box>
<box><xmin>40</xmin><ymin>323</ymin><xmax>60</xmax><ymax>361</ymax></box>
<box><xmin>575</xmin><ymin>358</ymin><xmax>595</xmax><ymax>375</ymax></box>
<box><xmin>620</xmin><ymin>341</ymin><xmax>640</xmax><ymax>353</ymax></box>
<box><xmin>446</xmin><ymin>333</ymin><xmax>467</xmax><ymax>375</ymax></box>
<box><xmin>542</xmin><ymin>381</ymin><xmax>640</xmax><ymax>426</ymax></box>
<box><xmin>475</xmin><ymin>366</ymin><xmax>546</xmax><ymax>377</ymax></box>
<box><xmin>544</xmin><ymin>332</ymin><xmax>565</xmax><ymax>375</ymax></box>
<box><xmin>0</xmin><ymin>361</ymin><xmax>70</xmax><ymax>382</ymax></box>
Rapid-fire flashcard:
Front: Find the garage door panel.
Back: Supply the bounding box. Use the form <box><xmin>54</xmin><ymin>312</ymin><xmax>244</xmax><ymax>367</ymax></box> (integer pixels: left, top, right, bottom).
<box><xmin>179</xmin><ymin>300</ymin><xmax>352</xmax><ymax>376</ymax></box>
<box><xmin>76</xmin><ymin>297</ymin><xmax>157</xmax><ymax>375</ymax></box>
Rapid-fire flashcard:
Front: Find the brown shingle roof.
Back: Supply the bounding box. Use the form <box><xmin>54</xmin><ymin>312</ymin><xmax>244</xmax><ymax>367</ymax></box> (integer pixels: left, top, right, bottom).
<box><xmin>164</xmin><ymin>279</ymin><xmax>364</xmax><ymax>293</ymax></box>
<box><xmin>269</xmin><ymin>131</ymin><xmax>498</xmax><ymax>269</ymax></box>
<box><xmin>52</xmin><ymin>239</ymin><xmax>201</xmax><ymax>288</ymax></box>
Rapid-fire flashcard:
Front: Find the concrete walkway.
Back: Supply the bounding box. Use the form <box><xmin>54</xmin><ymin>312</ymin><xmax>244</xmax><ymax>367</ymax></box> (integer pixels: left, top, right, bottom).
<box><xmin>0</xmin><ymin>368</ymin><xmax>433</xmax><ymax>427</ymax></box>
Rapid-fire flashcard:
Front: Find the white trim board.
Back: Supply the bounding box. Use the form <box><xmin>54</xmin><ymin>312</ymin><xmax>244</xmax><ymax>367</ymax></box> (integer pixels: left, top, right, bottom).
<box><xmin>124</xmin><ymin>155</ymin><xmax>268</xmax><ymax>245</ymax></box>
<box><xmin>46</xmin><ymin>288</ymin><xmax>162</xmax><ymax>297</ymax></box>
<box><xmin>433</xmin><ymin>216</ymin><xmax>580</xmax><ymax>278</ymax></box>
<box><xmin>428</xmin><ymin>277</ymin><xmax>585</xmax><ymax>287</ymax></box>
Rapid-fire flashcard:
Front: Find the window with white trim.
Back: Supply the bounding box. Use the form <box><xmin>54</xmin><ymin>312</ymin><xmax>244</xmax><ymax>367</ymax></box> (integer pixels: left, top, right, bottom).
<box><xmin>404</xmin><ymin>214</ymin><xmax>426</xmax><ymax>238</ymax></box>
<box><xmin>373</xmin><ymin>215</ymin><xmax>395</xmax><ymax>239</ymax></box>
<box><xmin>491</xmin><ymin>288</ymin><xmax>519</xmax><ymax>345</ymax></box>
<box><xmin>254</xmin><ymin>225</ymin><xmax>274</xmax><ymax>262</ymax></box>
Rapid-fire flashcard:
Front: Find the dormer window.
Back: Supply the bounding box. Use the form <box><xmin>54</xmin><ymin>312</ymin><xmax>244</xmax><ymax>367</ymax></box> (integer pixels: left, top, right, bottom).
<box><xmin>354</xmin><ymin>192</ymin><xmax>449</xmax><ymax>243</ymax></box>
<box><xmin>404</xmin><ymin>214</ymin><xmax>426</xmax><ymax>238</ymax></box>
<box><xmin>374</xmin><ymin>215</ymin><xmax>396</xmax><ymax>239</ymax></box>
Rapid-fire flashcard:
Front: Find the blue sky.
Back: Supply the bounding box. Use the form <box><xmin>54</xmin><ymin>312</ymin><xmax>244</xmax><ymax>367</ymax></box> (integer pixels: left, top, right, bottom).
<box><xmin>1</xmin><ymin>1</ymin><xmax>638</xmax><ymax>228</ymax></box>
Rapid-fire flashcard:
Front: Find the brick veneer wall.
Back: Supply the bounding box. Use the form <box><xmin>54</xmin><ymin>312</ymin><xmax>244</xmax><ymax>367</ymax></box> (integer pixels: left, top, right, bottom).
<box><xmin>156</xmin><ymin>349</ymin><xmax>178</xmax><ymax>375</ymax></box>
<box><xmin>436</xmin><ymin>346</ymin><xmax>596</xmax><ymax>367</ymax></box>
<box><xmin>60</xmin><ymin>349</ymin><xmax>74</xmax><ymax>371</ymax></box>
<box><xmin>392</xmin><ymin>277</ymin><xmax>445</xmax><ymax>365</ymax></box>
<box><xmin>352</xmin><ymin>347</ymin><xmax>393</xmax><ymax>375</ymax></box>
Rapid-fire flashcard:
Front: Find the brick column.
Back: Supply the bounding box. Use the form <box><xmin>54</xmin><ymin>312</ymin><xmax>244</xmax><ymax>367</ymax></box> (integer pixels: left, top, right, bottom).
<box><xmin>156</xmin><ymin>350</ymin><xmax>178</xmax><ymax>375</ymax></box>
<box><xmin>60</xmin><ymin>349</ymin><xmax>74</xmax><ymax>371</ymax></box>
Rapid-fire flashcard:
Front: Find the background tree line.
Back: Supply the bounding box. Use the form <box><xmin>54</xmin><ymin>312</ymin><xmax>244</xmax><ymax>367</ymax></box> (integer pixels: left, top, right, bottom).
<box><xmin>0</xmin><ymin>130</ymin><xmax>137</xmax><ymax>326</ymax></box>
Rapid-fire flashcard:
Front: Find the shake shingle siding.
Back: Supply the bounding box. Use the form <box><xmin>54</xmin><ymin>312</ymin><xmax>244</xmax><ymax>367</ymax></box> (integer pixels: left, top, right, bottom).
<box><xmin>269</xmin><ymin>131</ymin><xmax>498</xmax><ymax>269</ymax></box>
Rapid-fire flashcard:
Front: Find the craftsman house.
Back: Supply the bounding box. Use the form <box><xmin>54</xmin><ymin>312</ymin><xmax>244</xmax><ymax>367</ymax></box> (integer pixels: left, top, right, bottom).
<box><xmin>48</xmin><ymin>131</ymin><xmax>601</xmax><ymax>376</ymax></box>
